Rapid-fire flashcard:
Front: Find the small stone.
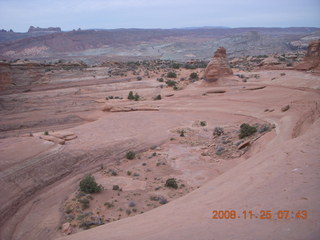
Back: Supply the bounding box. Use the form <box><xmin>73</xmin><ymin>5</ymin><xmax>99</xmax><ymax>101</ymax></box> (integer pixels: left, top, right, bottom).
<box><xmin>281</xmin><ymin>105</ymin><xmax>290</xmax><ymax>112</ymax></box>
<box><xmin>61</xmin><ymin>222</ymin><xmax>72</xmax><ymax>235</ymax></box>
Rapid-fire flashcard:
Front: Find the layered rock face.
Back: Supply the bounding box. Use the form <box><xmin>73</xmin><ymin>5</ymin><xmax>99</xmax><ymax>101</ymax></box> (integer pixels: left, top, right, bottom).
<box><xmin>296</xmin><ymin>40</ymin><xmax>320</xmax><ymax>71</ymax></box>
<box><xmin>204</xmin><ymin>47</ymin><xmax>233</xmax><ymax>82</ymax></box>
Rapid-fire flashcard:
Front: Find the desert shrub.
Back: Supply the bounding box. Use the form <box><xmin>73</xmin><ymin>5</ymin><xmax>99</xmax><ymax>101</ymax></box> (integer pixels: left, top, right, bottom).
<box><xmin>150</xmin><ymin>195</ymin><xmax>160</xmax><ymax>201</ymax></box>
<box><xmin>190</xmin><ymin>72</ymin><xmax>198</xmax><ymax>80</ymax></box>
<box><xmin>183</xmin><ymin>63</ymin><xmax>196</xmax><ymax>69</ymax></box>
<box><xmin>112</xmin><ymin>185</ymin><xmax>120</xmax><ymax>191</ymax></box>
<box><xmin>137</xmin><ymin>76</ymin><xmax>142</xmax><ymax>81</ymax></box>
<box><xmin>104</xmin><ymin>202</ymin><xmax>114</xmax><ymax>208</ymax></box>
<box><xmin>239</xmin><ymin>123</ymin><xmax>257</xmax><ymax>139</ymax></box>
<box><xmin>172</xmin><ymin>63</ymin><xmax>181</xmax><ymax>69</ymax></box>
<box><xmin>134</xmin><ymin>93</ymin><xmax>140</xmax><ymax>101</ymax></box>
<box><xmin>128</xmin><ymin>201</ymin><xmax>136</xmax><ymax>207</ymax></box>
<box><xmin>213</xmin><ymin>127</ymin><xmax>224</xmax><ymax>136</ymax></box>
<box><xmin>157</xmin><ymin>77</ymin><xmax>164</xmax><ymax>82</ymax></box>
<box><xmin>166</xmin><ymin>72</ymin><xmax>177</xmax><ymax>78</ymax></box>
<box><xmin>154</xmin><ymin>94</ymin><xmax>161</xmax><ymax>100</ymax></box>
<box><xmin>128</xmin><ymin>91</ymin><xmax>134</xmax><ymax>100</ymax></box>
<box><xmin>44</xmin><ymin>131</ymin><xmax>49</xmax><ymax>135</ymax></box>
<box><xmin>127</xmin><ymin>171</ymin><xmax>132</xmax><ymax>176</ymax></box>
<box><xmin>165</xmin><ymin>178</ymin><xmax>178</xmax><ymax>189</ymax></box>
<box><xmin>159</xmin><ymin>197</ymin><xmax>168</xmax><ymax>205</ymax></box>
<box><xmin>126</xmin><ymin>209</ymin><xmax>132</xmax><ymax>215</ymax></box>
<box><xmin>166</xmin><ymin>80</ymin><xmax>177</xmax><ymax>87</ymax></box>
<box><xmin>126</xmin><ymin>151</ymin><xmax>136</xmax><ymax>160</ymax></box>
<box><xmin>178</xmin><ymin>129</ymin><xmax>185</xmax><ymax>137</ymax></box>
<box><xmin>200</xmin><ymin>121</ymin><xmax>207</xmax><ymax>126</ymax></box>
<box><xmin>78</xmin><ymin>198</ymin><xmax>90</xmax><ymax>209</ymax></box>
<box><xmin>79</xmin><ymin>175</ymin><xmax>103</xmax><ymax>194</ymax></box>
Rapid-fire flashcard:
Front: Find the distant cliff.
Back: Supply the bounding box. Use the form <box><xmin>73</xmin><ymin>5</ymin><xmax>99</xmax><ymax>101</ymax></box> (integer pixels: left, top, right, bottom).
<box><xmin>28</xmin><ymin>26</ymin><xmax>61</xmax><ymax>33</ymax></box>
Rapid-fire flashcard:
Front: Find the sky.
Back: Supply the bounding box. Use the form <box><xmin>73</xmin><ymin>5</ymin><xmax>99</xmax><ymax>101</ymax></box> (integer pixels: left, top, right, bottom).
<box><xmin>0</xmin><ymin>0</ymin><xmax>319</xmax><ymax>32</ymax></box>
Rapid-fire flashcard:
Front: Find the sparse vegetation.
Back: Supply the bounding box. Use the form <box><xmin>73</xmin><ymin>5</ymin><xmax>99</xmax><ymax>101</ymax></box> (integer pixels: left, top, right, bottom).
<box><xmin>166</xmin><ymin>79</ymin><xmax>177</xmax><ymax>87</ymax></box>
<box><xmin>126</xmin><ymin>151</ymin><xmax>136</xmax><ymax>160</ymax></box>
<box><xmin>44</xmin><ymin>131</ymin><xmax>49</xmax><ymax>135</ymax></box>
<box><xmin>128</xmin><ymin>91</ymin><xmax>140</xmax><ymax>101</ymax></box>
<box><xmin>165</xmin><ymin>178</ymin><xmax>178</xmax><ymax>189</ymax></box>
<box><xmin>200</xmin><ymin>121</ymin><xmax>207</xmax><ymax>126</ymax></box>
<box><xmin>239</xmin><ymin>123</ymin><xmax>257</xmax><ymax>139</ymax></box>
<box><xmin>128</xmin><ymin>201</ymin><xmax>136</xmax><ymax>207</ymax></box>
<box><xmin>172</xmin><ymin>63</ymin><xmax>181</xmax><ymax>69</ymax></box>
<box><xmin>112</xmin><ymin>185</ymin><xmax>120</xmax><ymax>191</ymax></box>
<box><xmin>213</xmin><ymin>127</ymin><xmax>224</xmax><ymax>136</ymax></box>
<box><xmin>104</xmin><ymin>202</ymin><xmax>114</xmax><ymax>208</ymax></box>
<box><xmin>190</xmin><ymin>72</ymin><xmax>198</xmax><ymax>80</ymax></box>
<box><xmin>166</xmin><ymin>72</ymin><xmax>177</xmax><ymax>78</ymax></box>
<box><xmin>79</xmin><ymin>175</ymin><xmax>103</xmax><ymax>194</ymax></box>
<box><xmin>178</xmin><ymin>129</ymin><xmax>185</xmax><ymax>137</ymax></box>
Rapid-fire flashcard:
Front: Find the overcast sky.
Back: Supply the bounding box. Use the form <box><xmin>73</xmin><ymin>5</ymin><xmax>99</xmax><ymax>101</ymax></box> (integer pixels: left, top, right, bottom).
<box><xmin>0</xmin><ymin>0</ymin><xmax>319</xmax><ymax>32</ymax></box>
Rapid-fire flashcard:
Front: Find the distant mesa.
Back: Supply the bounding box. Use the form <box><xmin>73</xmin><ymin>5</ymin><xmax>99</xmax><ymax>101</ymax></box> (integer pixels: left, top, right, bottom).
<box><xmin>204</xmin><ymin>47</ymin><xmax>233</xmax><ymax>82</ymax></box>
<box><xmin>28</xmin><ymin>26</ymin><xmax>61</xmax><ymax>33</ymax></box>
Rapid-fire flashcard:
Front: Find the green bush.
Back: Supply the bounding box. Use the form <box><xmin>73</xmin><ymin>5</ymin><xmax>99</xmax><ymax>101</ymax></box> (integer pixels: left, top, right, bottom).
<box><xmin>183</xmin><ymin>63</ymin><xmax>196</xmax><ymax>69</ymax></box>
<box><xmin>172</xmin><ymin>63</ymin><xmax>181</xmax><ymax>69</ymax></box>
<box><xmin>166</xmin><ymin>80</ymin><xmax>177</xmax><ymax>87</ymax></box>
<box><xmin>165</xmin><ymin>178</ymin><xmax>178</xmax><ymax>189</ymax></box>
<box><xmin>239</xmin><ymin>123</ymin><xmax>257</xmax><ymax>139</ymax></box>
<box><xmin>134</xmin><ymin>93</ymin><xmax>140</xmax><ymax>101</ymax></box>
<box><xmin>190</xmin><ymin>72</ymin><xmax>198</xmax><ymax>80</ymax></box>
<box><xmin>157</xmin><ymin>77</ymin><xmax>164</xmax><ymax>82</ymax></box>
<box><xmin>128</xmin><ymin>91</ymin><xmax>140</xmax><ymax>101</ymax></box>
<box><xmin>126</xmin><ymin>151</ymin><xmax>136</xmax><ymax>160</ymax></box>
<box><xmin>112</xmin><ymin>185</ymin><xmax>120</xmax><ymax>191</ymax></box>
<box><xmin>167</xmin><ymin>72</ymin><xmax>177</xmax><ymax>78</ymax></box>
<box><xmin>128</xmin><ymin>91</ymin><xmax>134</xmax><ymax>100</ymax></box>
<box><xmin>79</xmin><ymin>175</ymin><xmax>103</xmax><ymax>194</ymax></box>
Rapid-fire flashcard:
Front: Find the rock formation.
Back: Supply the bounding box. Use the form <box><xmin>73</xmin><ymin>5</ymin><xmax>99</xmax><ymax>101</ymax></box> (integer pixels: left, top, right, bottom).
<box><xmin>296</xmin><ymin>40</ymin><xmax>320</xmax><ymax>71</ymax></box>
<box><xmin>28</xmin><ymin>26</ymin><xmax>61</xmax><ymax>33</ymax></box>
<box><xmin>204</xmin><ymin>47</ymin><xmax>233</xmax><ymax>82</ymax></box>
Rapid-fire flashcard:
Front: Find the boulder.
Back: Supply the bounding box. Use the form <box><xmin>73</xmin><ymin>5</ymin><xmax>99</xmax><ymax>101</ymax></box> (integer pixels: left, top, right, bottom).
<box><xmin>204</xmin><ymin>47</ymin><xmax>233</xmax><ymax>82</ymax></box>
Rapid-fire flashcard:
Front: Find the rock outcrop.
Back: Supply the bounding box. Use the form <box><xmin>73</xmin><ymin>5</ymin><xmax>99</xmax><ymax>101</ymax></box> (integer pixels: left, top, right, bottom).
<box><xmin>296</xmin><ymin>40</ymin><xmax>320</xmax><ymax>71</ymax></box>
<box><xmin>204</xmin><ymin>47</ymin><xmax>233</xmax><ymax>82</ymax></box>
<box><xmin>28</xmin><ymin>26</ymin><xmax>61</xmax><ymax>33</ymax></box>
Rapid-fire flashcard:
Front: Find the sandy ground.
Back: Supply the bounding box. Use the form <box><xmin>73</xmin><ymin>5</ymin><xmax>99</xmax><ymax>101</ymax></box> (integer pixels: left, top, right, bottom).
<box><xmin>0</xmin><ymin>67</ymin><xmax>319</xmax><ymax>240</ymax></box>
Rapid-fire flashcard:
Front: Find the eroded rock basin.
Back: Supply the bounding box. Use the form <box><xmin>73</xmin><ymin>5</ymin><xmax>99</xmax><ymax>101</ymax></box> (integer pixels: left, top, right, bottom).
<box><xmin>0</xmin><ymin>68</ymin><xmax>320</xmax><ymax>240</ymax></box>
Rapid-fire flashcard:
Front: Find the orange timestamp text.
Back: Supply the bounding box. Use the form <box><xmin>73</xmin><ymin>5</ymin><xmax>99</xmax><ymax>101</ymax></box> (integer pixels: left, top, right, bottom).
<box><xmin>212</xmin><ymin>210</ymin><xmax>308</xmax><ymax>220</ymax></box>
